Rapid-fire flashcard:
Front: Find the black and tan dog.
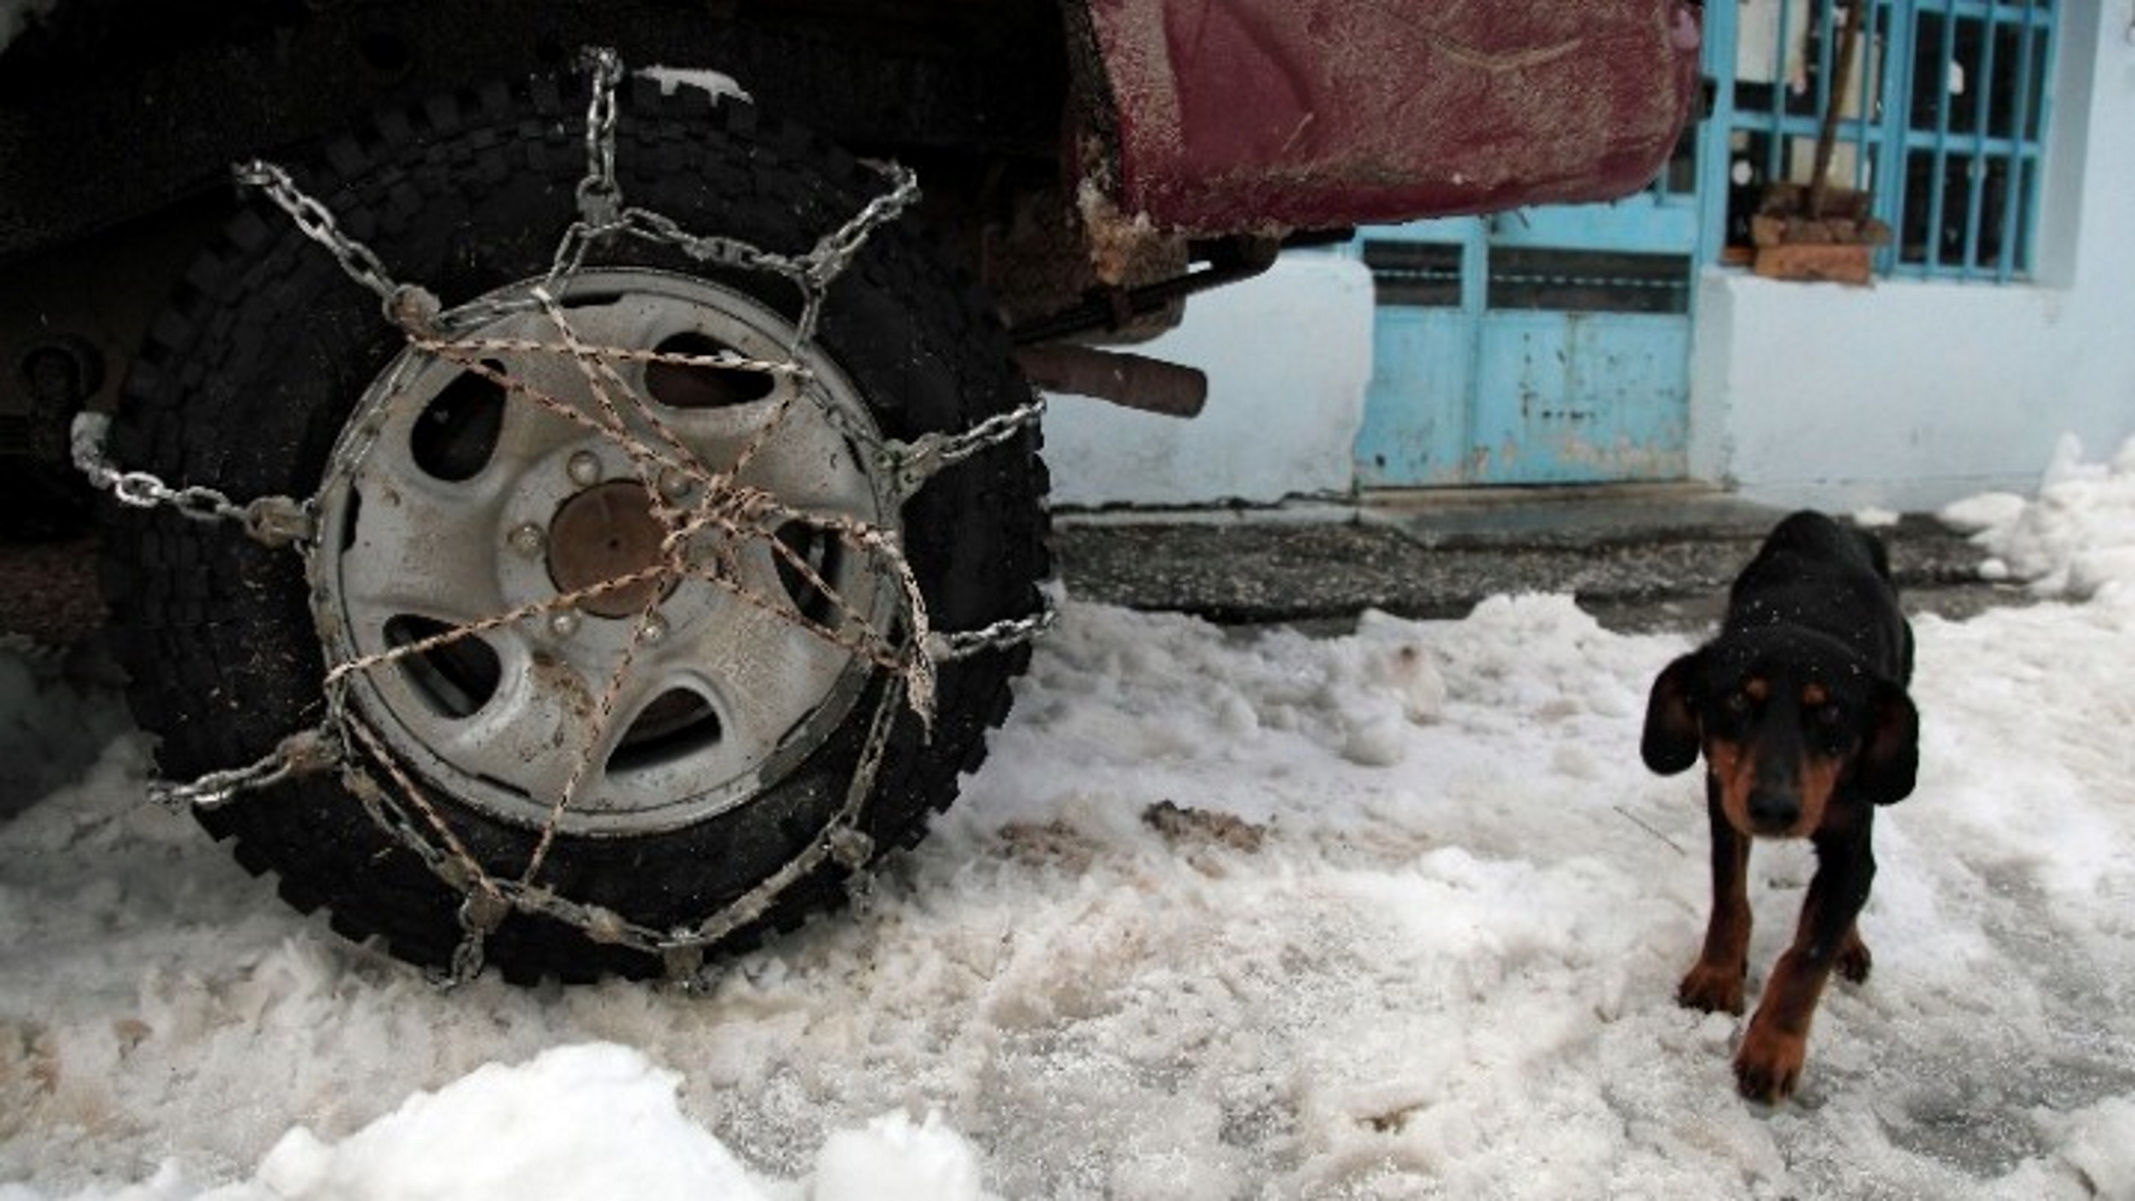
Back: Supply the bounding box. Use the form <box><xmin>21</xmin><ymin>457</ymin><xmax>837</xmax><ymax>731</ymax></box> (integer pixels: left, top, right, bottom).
<box><xmin>1642</xmin><ymin>510</ymin><xmax>1920</xmax><ymax>1102</ymax></box>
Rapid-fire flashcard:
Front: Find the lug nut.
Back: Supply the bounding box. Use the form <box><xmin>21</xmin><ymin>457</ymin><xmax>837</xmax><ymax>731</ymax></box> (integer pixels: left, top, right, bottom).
<box><xmin>658</xmin><ymin>466</ymin><xmax>695</xmax><ymax>501</ymax></box>
<box><xmin>508</xmin><ymin>523</ymin><xmax>546</xmax><ymax>557</ymax></box>
<box><xmin>567</xmin><ymin>451</ymin><xmax>603</xmax><ymax>486</ymax></box>
<box><xmin>548</xmin><ymin>608</ymin><xmax>582</xmax><ymax>638</ymax></box>
<box><xmin>640</xmin><ymin>614</ymin><xmax>669</xmax><ymax>644</ymax></box>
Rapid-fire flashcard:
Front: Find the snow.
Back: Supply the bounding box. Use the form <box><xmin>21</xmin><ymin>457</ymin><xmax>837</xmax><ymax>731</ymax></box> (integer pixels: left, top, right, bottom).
<box><xmin>637</xmin><ymin>67</ymin><xmax>751</xmax><ymax>106</ymax></box>
<box><xmin>1945</xmin><ymin>434</ymin><xmax>2135</xmax><ymax>601</ymax></box>
<box><xmin>5</xmin><ymin>441</ymin><xmax>2135</xmax><ymax>1199</ymax></box>
<box><xmin>0</xmin><ymin>0</ymin><xmax>54</xmax><ymax>55</ymax></box>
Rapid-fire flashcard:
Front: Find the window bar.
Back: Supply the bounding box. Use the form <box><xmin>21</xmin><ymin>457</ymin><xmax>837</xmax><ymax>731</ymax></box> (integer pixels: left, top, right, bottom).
<box><xmin>1996</xmin><ymin>0</ymin><xmax>2040</xmax><ymax>282</ymax></box>
<box><xmin>1878</xmin><ymin>0</ymin><xmax>1918</xmax><ymax>275</ymax></box>
<box><xmin>1767</xmin><ymin>0</ymin><xmax>1794</xmax><ymax>185</ymax></box>
<box><xmin>1694</xmin><ymin>0</ymin><xmax>1738</xmax><ymax>267</ymax></box>
<box><xmin>1815</xmin><ymin>0</ymin><xmax>1837</xmax><ymax>159</ymax></box>
<box><xmin>1925</xmin><ymin>7</ymin><xmax>1959</xmax><ymax>274</ymax></box>
<box><xmin>1960</xmin><ymin>8</ymin><xmax>1999</xmax><ymax>275</ymax></box>
<box><xmin>2033</xmin><ymin>0</ymin><xmax>2060</xmax><ymax>281</ymax></box>
<box><xmin>1850</xmin><ymin>1</ymin><xmax>1880</xmax><ymax>197</ymax></box>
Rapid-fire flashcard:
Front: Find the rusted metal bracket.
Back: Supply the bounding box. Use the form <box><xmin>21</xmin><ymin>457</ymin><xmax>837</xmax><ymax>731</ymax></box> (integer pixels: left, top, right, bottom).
<box><xmin>1012</xmin><ymin>345</ymin><xmax>1206</xmax><ymax>418</ymax></box>
<box><xmin>1007</xmin><ymin>235</ymin><xmax>1279</xmax><ymax>346</ymax></box>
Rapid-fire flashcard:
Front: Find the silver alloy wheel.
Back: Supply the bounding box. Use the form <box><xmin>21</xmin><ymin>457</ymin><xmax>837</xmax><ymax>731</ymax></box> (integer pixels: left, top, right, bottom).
<box><xmin>310</xmin><ymin>268</ymin><xmax>898</xmax><ymax>836</ymax></box>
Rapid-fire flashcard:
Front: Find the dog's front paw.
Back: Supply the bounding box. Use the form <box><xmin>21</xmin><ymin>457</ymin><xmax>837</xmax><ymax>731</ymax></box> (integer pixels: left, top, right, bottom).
<box><xmin>1734</xmin><ymin>1024</ymin><xmax>1807</xmax><ymax>1103</ymax></box>
<box><xmin>1836</xmin><ymin>932</ymin><xmax>1873</xmax><ymax>985</ymax></box>
<box><xmin>1677</xmin><ymin>960</ymin><xmax>1747</xmax><ymax>1015</ymax></box>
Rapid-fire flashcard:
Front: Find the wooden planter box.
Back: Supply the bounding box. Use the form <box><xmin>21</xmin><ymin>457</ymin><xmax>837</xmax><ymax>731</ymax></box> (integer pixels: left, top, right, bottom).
<box><xmin>1752</xmin><ymin>241</ymin><xmax>1874</xmax><ymax>286</ymax></box>
<box><xmin>1748</xmin><ymin>187</ymin><xmax>1885</xmax><ymax>287</ymax></box>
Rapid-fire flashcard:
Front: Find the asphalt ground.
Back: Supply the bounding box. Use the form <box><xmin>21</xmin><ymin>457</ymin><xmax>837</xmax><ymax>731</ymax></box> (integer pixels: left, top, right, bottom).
<box><xmin>1051</xmin><ymin>487</ymin><xmax>2025</xmax><ymax>635</ymax></box>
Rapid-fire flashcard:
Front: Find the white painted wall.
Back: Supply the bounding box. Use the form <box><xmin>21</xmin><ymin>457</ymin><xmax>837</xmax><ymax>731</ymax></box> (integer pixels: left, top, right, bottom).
<box><xmin>1040</xmin><ymin>251</ymin><xmax>1372</xmax><ymax>508</ymax></box>
<box><xmin>1690</xmin><ymin>14</ymin><xmax>2135</xmax><ymax>511</ymax></box>
<box><xmin>1046</xmin><ymin>17</ymin><xmax>2134</xmax><ymax>512</ymax></box>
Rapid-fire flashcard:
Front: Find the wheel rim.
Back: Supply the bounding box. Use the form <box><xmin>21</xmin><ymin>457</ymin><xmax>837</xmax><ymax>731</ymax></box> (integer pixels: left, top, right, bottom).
<box><xmin>311</xmin><ymin>269</ymin><xmax>899</xmax><ymax>836</ymax></box>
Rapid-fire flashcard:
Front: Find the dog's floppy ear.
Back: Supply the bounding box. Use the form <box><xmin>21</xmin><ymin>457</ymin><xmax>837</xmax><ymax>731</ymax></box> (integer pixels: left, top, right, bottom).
<box><xmin>1642</xmin><ymin>651</ymin><xmax>1705</xmax><ymax>776</ymax></box>
<box><xmin>1856</xmin><ymin>678</ymin><xmax>1919</xmax><ymax>805</ymax></box>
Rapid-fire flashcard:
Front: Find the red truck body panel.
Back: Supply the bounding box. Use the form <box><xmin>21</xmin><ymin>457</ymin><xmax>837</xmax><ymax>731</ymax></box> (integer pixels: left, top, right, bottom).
<box><xmin>1078</xmin><ymin>0</ymin><xmax>1703</xmax><ymax>234</ymax></box>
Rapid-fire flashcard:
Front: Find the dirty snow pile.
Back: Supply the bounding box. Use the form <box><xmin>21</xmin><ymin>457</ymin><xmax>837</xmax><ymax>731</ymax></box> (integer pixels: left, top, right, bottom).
<box><xmin>5</xmin><ymin>440</ymin><xmax>2135</xmax><ymax>1200</ymax></box>
<box><xmin>1948</xmin><ymin>433</ymin><xmax>2135</xmax><ymax>601</ymax></box>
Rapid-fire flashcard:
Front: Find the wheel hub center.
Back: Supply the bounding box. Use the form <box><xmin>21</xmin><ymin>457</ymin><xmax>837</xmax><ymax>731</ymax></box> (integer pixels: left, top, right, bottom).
<box><xmin>547</xmin><ymin>481</ymin><xmax>672</xmax><ymax>618</ymax></box>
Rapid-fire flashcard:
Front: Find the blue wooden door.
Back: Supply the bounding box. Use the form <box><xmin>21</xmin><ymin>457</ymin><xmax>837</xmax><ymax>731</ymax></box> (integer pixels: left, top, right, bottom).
<box><xmin>1354</xmin><ymin>158</ymin><xmax>1700</xmax><ymax>486</ymax></box>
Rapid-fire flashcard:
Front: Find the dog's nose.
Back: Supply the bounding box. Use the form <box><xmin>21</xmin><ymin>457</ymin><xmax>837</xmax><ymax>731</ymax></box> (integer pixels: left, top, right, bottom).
<box><xmin>1747</xmin><ymin>789</ymin><xmax>1800</xmax><ymax>834</ymax></box>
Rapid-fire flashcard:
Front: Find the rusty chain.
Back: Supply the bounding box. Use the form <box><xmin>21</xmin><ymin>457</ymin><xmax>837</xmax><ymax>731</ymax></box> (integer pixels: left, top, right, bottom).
<box><xmin>78</xmin><ymin>48</ymin><xmax>1054</xmax><ymax>986</ymax></box>
<box><xmin>72</xmin><ymin>413</ymin><xmax>316</xmax><ymax>546</ymax></box>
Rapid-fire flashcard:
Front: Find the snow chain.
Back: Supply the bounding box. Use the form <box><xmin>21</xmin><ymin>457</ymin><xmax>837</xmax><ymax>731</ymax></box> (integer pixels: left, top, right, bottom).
<box><xmin>77</xmin><ymin>48</ymin><xmax>1054</xmax><ymax>988</ymax></box>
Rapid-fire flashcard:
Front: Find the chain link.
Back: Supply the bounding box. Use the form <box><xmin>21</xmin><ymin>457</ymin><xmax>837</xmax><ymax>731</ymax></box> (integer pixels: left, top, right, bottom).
<box><xmin>72</xmin><ymin>413</ymin><xmax>316</xmax><ymax>545</ymax></box>
<box><xmin>800</xmin><ymin>161</ymin><xmax>922</xmax><ymax>287</ymax></box>
<box><xmin>575</xmin><ymin>47</ymin><xmax>624</xmax><ymax>226</ymax></box>
<box><xmin>146</xmin><ymin>728</ymin><xmax>342</xmax><ymax>811</ymax></box>
<box><xmin>928</xmin><ymin>593</ymin><xmax>1062</xmax><ymax>662</ymax></box>
<box><xmin>885</xmin><ymin>393</ymin><xmax>1048</xmax><ymax>496</ymax></box>
<box><xmin>97</xmin><ymin>47</ymin><xmax>1056</xmax><ymax>981</ymax></box>
<box><xmin>236</xmin><ymin>162</ymin><xmax>396</xmax><ymax>309</ymax></box>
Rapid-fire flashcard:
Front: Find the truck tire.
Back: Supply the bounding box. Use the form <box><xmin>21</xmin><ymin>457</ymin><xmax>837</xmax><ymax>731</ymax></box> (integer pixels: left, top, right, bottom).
<box><xmin>100</xmin><ymin>76</ymin><xmax>1048</xmax><ymax>983</ymax></box>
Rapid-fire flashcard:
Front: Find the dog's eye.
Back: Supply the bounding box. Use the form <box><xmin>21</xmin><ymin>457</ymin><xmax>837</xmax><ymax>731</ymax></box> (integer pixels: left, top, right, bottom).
<box><xmin>1724</xmin><ymin>690</ymin><xmax>1753</xmax><ymax>715</ymax></box>
<box><xmin>1815</xmin><ymin>703</ymin><xmax>1844</xmax><ymax>728</ymax></box>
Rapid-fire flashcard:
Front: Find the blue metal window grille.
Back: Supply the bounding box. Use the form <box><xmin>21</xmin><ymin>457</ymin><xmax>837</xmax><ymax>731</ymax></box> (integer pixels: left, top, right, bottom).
<box><xmin>1698</xmin><ymin>0</ymin><xmax>2057</xmax><ymax>282</ymax></box>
